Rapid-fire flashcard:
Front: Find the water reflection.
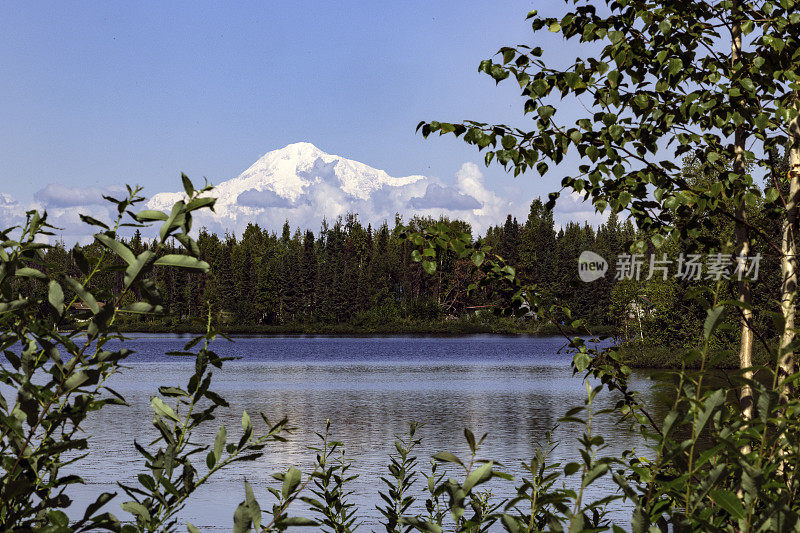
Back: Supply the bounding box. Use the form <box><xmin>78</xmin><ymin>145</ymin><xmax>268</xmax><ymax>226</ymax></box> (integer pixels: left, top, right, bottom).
<box><xmin>65</xmin><ymin>335</ymin><xmax>661</xmax><ymax>530</ymax></box>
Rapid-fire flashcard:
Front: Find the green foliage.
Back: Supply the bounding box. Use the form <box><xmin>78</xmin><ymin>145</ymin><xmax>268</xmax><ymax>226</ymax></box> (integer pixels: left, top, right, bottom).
<box><xmin>419</xmin><ymin>1</ymin><xmax>799</xmax><ymax>249</ymax></box>
<box><xmin>0</xmin><ymin>180</ymin><xmax>291</xmax><ymax>531</ymax></box>
<box><xmin>305</xmin><ymin>421</ymin><xmax>360</xmax><ymax>532</ymax></box>
<box><xmin>378</xmin><ymin>423</ymin><xmax>422</xmax><ymax>533</ymax></box>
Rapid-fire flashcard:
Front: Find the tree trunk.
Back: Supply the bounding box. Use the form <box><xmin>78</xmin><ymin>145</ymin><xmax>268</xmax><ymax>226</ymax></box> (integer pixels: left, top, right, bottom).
<box><xmin>779</xmin><ymin>107</ymin><xmax>800</xmax><ymax>401</ymax></box>
<box><xmin>731</xmin><ymin>9</ymin><xmax>754</xmax><ymax>418</ymax></box>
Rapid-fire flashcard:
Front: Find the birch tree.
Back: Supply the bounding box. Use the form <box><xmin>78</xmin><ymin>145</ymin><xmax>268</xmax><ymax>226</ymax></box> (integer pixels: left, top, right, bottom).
<box><xmin>419</xmin><ymin>0</ymin><xmax>800</xmax><ymax>395</ymax></box>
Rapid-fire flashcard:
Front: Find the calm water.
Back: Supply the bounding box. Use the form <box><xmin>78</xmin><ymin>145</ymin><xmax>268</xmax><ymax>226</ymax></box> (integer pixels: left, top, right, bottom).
<box><xmin>63</xmin><ymin>335</ymin><xmax>660</xmax><ymax>530</ymax></box>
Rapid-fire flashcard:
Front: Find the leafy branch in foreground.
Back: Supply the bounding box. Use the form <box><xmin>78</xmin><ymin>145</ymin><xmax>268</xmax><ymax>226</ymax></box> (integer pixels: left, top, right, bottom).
<box><xmin>119</xmin><ymin>314</ymin><xmax>291</xmax><ymax>532</ymax></box>
<box><xmin>378</xmin><ymin>422</ymin><xmax>422</xmax><ymax>533</ymax></box>
<box><xmin>0</xmin><ymin>176</ymin><xmax>287</xmax><ymax>531</ymax></box>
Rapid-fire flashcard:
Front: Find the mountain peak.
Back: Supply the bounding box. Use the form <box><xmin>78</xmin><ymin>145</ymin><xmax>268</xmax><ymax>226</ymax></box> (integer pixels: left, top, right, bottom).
<box><xmin>148</xmin><ymin>142</ymin><xmax>426</xmax><ymax>213</ymax></box>
<box><xmin>266</xmin><ymin>141</ymin><xmax>326</xmax><ymax>160</ymax></box>
<box><xmin>144</xmin><ymin>144</ymin><xmax>501</xmax><ymax>237</ymax></box>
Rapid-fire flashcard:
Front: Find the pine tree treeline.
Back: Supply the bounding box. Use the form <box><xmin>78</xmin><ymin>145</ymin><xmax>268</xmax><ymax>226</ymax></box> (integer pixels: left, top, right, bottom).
<box><xmin>41</xmin><ymin>199</ymin><xmax>637</xmax><ymax>333</ymax></box>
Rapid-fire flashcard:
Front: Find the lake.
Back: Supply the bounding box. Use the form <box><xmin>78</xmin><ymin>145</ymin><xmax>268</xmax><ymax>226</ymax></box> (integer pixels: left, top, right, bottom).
<box><xmin>66</xmin><ymin>335</ymin><xmax>661</xmax><ymax>530</ymax></box>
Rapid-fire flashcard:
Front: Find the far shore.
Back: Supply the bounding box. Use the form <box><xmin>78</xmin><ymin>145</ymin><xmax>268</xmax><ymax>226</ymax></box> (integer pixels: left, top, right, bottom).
<box><xmin>107</xmin><ymin>321</ymin><xmax>764</xmax><ymax>370</ymax></box>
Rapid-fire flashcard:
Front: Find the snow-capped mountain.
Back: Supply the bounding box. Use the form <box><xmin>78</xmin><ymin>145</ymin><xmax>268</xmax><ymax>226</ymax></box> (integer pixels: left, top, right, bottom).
<box><xmin>145</xmin><ymin>141</ymin><xmax>508</xmax><ymax>236</ymax></box>
<box><xmin>0</xmin><ymin>142</ymin><xmax>598</xmax><ymax>245</ymax></box>
<box><xmin>148</xmin><ymin>142</ymin><xmax>426</xmax><ymax>217</ymax></box>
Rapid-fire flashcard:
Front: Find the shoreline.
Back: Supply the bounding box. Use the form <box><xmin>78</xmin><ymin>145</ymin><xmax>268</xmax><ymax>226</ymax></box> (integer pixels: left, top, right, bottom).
<box><xmin>75</xmin><ymin>325</ymin><xmax>763</xmax><ymax>370</ymax></box>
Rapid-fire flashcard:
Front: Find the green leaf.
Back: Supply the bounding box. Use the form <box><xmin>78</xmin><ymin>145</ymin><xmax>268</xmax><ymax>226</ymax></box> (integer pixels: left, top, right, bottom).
<box><xmin>121</xmin><ymin>501</ymin><xmax>151</xmax><ymax>523</ymax></box>
<box><xmin>703</xmin><ymin>305</ymin><xmax>725</xmax><ymax>340</ymax></box>
<box><xmin>232</xmin><ymin>501</ymin><xmax>252</xmax><ymax>533</ymax></box>
<box><xmin>0</xmin><ymin>298</ymin><xmax>29</xmax><ymax>314</ymax></box>
<box><xmin>187</xmin><ymin>197</ymin><xmax>216</xmax><ymax>212</ymax></box>
<box><xmin>501</xmin><ymin>514</ymin><xmax>523</xmax><ymax>533</ymax></box>
<box><xmin>136</xmin><ymin>210</ymin><xmax>169</xmax><ymax>222</ymax></box>
<box><xmin>151</xmin><ymin>396</ymin><xmax>180</xmax><ymax>422</ymax></box>
<box><xmin>282</xmin><ymin>466</ymin><xmax>302</xmax><ymax>498</ymax></box>
<box><xmin>160</xmin><ymin>201</ymin><xmax>186</xmax><ymax>242</ymax></box>
<box><xmin>46</xmin><ymin>510</ymin><xmax>69</xmax><ymax>527</ymax></box>
<box><xmin>64</xmin><ymin>277</ymin><xmax>100</xmax><ymax>314</ymax></box>
<box><xmin>433</xmin><ymin>452</ymin><xmax>463</xmax><ymax>466</ymax></box>
<box><xmin>608</xmin><ymin>30</ymin><xmax>624</xmax><ymax>44</ymax></box>
<box><xmin>48</xmin><ymin>280</ymin><xmax>64</xmax><ymax>315</ymax></box>
<box><xmin>96</xmin><ymin>234</ymin><xmax>136</xmax><ymax>265</ymax></box>
<box><xmin>422</xmin><ymin>260</ymin><xmax>436</xmax><ymax>274</ymax></box>
<box><xmin>214</xmin><ymin>426</ymin><xmax>227</xmax><ymax>462</ymax></box>
<box><xmin>14</xmin><ymin>267</ymin><xmax>47</xmax><ymax>279</ymax></box>
<box><xmin>463</xmin><ymin>461</ymin><xmax>493</xmax><ymax>492</ymax></box>
<box><xmin>584</xmin><ymin>463</ymin><xmax>608</xmax><ymax>486</ymax></box>
<box><xmin>709</xmin><ymin>489</ymin><xmax>745</xmax><ymax>519</ymax></box>
<box><xmin>64</xmin><ymin>371</ymin><xmax>89</xmax><ymax>391</ymax></box>
<box><xmin>651</xmin><ymin>233</ymin><xmax>665</xmax><ymax>248</ymax></box>
<box><xmin>282</xmin><ymin>517</ymin><xmax>318</xmax><ymax>526</ymax></box>
<box><xmin>79</xmin><ymin>214</ymin><xmax>110</xmax><ymax>229</ymax></box>
<box><xmin>124</xmin><ymin>250</ymin><xmax>154</xmax><ymax>288</ymax></box>
<box><xmin>537</xmin><ymin>105</ymin><xmax>556</xmax><ymax>120</ymax></box>
<box><xmin>245</xmin><ymin>481</ymin><xmax>261</xmax><ymax>530</ymax></box>
<box><xmin>668</xmin><ymin>58</ymin><xmax>683</xmax><ymax>76</ymax></box>
<box><xmin>501</xmin><ymin>135</ymin><xmax>516</xmax><ymax>149</ymax></box>
<box><xmin>158</xmin><ymin>386</ymin><xmax>188</xmax><ymax>397</ymax></box>
<box><xmin>401</xmin><ymin>518</ymin><xmax>441</xmax><ymax>533</ymax></box>
<box><xmin>182</xmin><ymin>173</ymin><xmax>195</xmax><ymax>197</ymax></box>
<box><xmin>187</xmin><ymin>524</ymin><xmax>201</xmax><ymax>533</ymax></box>
<box><xmin>153</xmin><ymin>254</ymin><xmax>210</xmax><ymax>271</ymax></box>
<box><xmin>765</xmin><ymin>187</ymin><xmax>779</xmax><ymax>203</ymax></box>
<box><xmin>120</xmin><ymin>302</ymin><xmax>164</xmax><ymax>314</ymax></box>
<box><xmin>73</xmin><ymin>246</ymin><xmax>90</xmax><ymax>274</ymax></box>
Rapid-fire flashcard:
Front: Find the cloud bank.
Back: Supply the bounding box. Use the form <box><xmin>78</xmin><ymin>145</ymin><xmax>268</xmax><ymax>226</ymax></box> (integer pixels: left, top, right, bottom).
<box><xmin>409</xmin><ymin>183</ymin><xmax>481</xmax><ymax>210</ymax></box>
<box><xmin>33</xmin><ymin>184</ymin><xmax>125</xmax><ymax>208</ymax></box>
<box><xmin>0</xmin><ymin>145</ymin><xmax>609</xmax><ymax>244</ymax></box>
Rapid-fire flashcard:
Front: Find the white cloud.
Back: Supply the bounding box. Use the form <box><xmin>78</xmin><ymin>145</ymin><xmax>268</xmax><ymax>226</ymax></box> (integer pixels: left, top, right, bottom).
<box><xmin>236</xmin><ymin>188</ymin><xmax>299</xmax><ymax>208</ymax></box>
<box><xmin>0</xmin><ymin>194</ymin><xmax>29</xmax><ymax>234</ymax></box>
<box><xmin>0</xmin><ymin>175</ymin><xmax>611</xmax><ymax>246</ymax></box>
<box><xmin>34</xmin><ymin>183</ymin><xmax>125</xmax><ymax>208</ymax></box>
<box><xmin>409</xmin><ymin>183</ymin><xmax>481</xmax><ymax>210</ymax></box>
<box><xmin>4</xmin><ymin>144</ymin><xmax>617</xmax><ymax>243</ymax></box>
<box><xmin>452</xmin><ymin>162</ymin><xmax>511</xmax><ymax>224</ymax></box>
<box><xmin>552</xmin><ymin>191</ymin><xmax>609</xmax><ymax>228</ymax></box>
<box><xmin>0</xmin><ymin>188</ymin><xmax>130</xmax><ymax>245</ymax></box>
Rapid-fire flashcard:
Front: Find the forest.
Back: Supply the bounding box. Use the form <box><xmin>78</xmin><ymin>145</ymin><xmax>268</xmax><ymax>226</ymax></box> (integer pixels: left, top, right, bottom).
<box><xmin>38</xmin><ymin>198</ymin><xmax>634</xmax><ymax>332</ymax></box>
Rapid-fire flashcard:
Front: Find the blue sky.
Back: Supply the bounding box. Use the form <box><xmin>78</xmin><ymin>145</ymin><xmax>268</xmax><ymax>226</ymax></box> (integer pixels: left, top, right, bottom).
<box><xmin>0</xmin><ymin>1</ymin><xmax>600</xmax><ymax>239</ymax></box>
